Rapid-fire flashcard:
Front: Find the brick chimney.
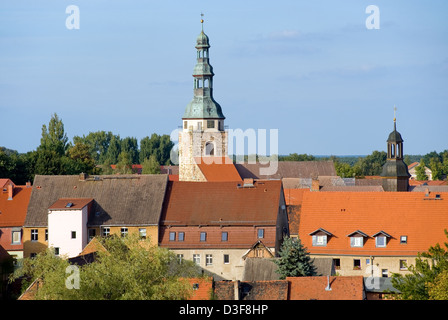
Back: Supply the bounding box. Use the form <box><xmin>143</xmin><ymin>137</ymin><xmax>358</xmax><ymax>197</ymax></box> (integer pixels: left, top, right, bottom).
<box><xmin>26</xmin><ymin>181</ymin><xmax>32</xmax><ymax>188</ymax></box>
<box><xmin>7</xmin><ymin>183</ymin><xmax>13</xmax><ymax>200</ymax></box>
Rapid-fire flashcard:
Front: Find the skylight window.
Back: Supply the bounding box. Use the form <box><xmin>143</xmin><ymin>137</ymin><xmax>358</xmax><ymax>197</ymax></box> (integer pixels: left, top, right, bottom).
<box><xmin>65</xmin><ymin>202</ymin><xmax>73</xmax><ymax>208</ymax></box>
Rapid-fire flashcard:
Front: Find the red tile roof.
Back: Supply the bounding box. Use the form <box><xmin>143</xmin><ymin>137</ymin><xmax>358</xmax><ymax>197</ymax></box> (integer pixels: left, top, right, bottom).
<box><xmin>160</xmin><ymin>180</ymin><xmax>282</xmax><ymax>226</ymax></box>
<box><xmin>287</xmin><ymin>276</ymin><xmax>365</xmax><ymax>300</ymax></box>
<box><xmin>194</xmin><ymin>156</ymin><xmax>242</xmax><ymax>181</ymax></box>
<box><xmin>0</xmin><ymin>184</ymin><xmax>32</xmax><ymax>227</ymax></box>
<box><xmin>298</xmin><ymin>191</ymin><xmax>448</xmax><ymax>256</ymax></box>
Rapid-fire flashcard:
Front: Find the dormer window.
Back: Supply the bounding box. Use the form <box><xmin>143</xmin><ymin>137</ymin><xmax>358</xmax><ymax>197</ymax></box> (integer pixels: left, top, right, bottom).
<box><xmin>347</xmin><ymin>230</ymin><xmax>369</xmax><ymax>248</ymax></box>
<box><xmin>309</xmin><ymin>228</ymin><xmax>333</xmax><ymax>247</ymax></box>
<box><xmin>373</xmin><ymin>231</ymin><xmax>391</xmax><ymax>248</ymax></box>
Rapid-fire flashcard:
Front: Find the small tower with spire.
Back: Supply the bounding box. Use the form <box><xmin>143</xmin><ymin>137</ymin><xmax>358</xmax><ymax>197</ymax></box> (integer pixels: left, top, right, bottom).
<box><xmin>380</xmin><ymin>107</ymin><xmax>411</xmax><ymax>191</ymax></box>
<box><xmin>178</xmin><ymin>16</ymin><xmax>228</xmax><ymax>181</ymax></box>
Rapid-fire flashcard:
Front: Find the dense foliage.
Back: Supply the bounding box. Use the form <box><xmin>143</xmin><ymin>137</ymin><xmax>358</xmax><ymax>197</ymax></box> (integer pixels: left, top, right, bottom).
<box><xmin>11</xmin><ymin>235</ymin><xmax>202</xmax><ymax>300</ymax></box>
<box><xmin>275</xmin><ymin>236</ymin><xmax>317</xmax><ymax>279</ymax></box>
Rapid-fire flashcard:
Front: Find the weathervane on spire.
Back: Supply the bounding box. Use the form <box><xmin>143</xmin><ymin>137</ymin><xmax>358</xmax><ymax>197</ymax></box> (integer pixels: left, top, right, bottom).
<box><xmin>201</xmin><ymin>12</ymin><xmax>204</xmax><ymax>31</ymax></box>
<box><xmin>393</xmin><ymin>105</ymin><xmax>397</xmax><ymax>122</ymax></box>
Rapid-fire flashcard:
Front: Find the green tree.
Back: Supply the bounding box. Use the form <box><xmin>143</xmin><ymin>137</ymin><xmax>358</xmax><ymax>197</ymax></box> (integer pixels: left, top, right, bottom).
<box><xmin>64</xmin><ymin>142</ymin><xmax>97</xmax><ymax>175</ymax></box>
<box><xmin>11</xmin><ymin>235</ymin><xmax>201</xmax><ymax>300</ymax></box>
<box><xmin>415</xmin><ymin>159</ymin><xmax>429</xmax><ymax>181</ymax></box>
<box><xmin>39</xmin><ymin>113</ymin><xmax>68</xmax><ymax>156</ymax></box>
<box><xmin>391</xmin><ymin>229</ymin><xmax>448</xmax><ymax>300</ymax></box>
<box><xmin>275</xmin><ymin>236</ymin><xmax>317</xmax><ymax>279</ymax></box>
<box><xmin>429</xmin><ymin>158</ymin><xmax>443</xmax><ymax>181</ymax></box>
<box><xmin>280</xmin><ymin>153</ymin><xmax>315</xmax><ymax>161</ymax></box>
<box><xmin>73</xmin><ymin>131</ymin><xmax>114</xmax><ymax>164</ymax></box>
<box><xmin>140</xmin><ymin>134</ymin><xmax>174</xmax><ymax>165</ymax></box>
<box><xmin>142</xmin><ymin>155</ymin><xmax>161</xmax><ymax>174</ymax></box>
<box><xmin>115</xmin><ymin>151</ymin><xmax>133</xmax><ymax>174</ymax></box>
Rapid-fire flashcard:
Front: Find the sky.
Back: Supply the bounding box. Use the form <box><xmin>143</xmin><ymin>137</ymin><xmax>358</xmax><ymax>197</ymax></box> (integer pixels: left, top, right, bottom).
<box><xmin>0</xmin><ymin>0</ymin><xmax>447</xmax><ymax>156</ymax></box>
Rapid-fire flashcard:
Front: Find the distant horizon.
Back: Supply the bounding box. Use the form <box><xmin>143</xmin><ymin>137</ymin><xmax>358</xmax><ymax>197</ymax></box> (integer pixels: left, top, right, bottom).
<box><xmin>1</xmin><ymin>1</ymin><xmax>447</xmax><ymax>155</ymax></box>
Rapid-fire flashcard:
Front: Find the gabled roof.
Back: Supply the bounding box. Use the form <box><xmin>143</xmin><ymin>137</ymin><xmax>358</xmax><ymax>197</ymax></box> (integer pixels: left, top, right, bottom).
<box><xmin>194</xmin><ymin>156</ymin><xmax>242</xmax><ymax>181</ymax></box>
<box><xmin>234</xmin><ymin>161</ymin><xmax>336</xmax><ymax>180</ymax></box>
<box><xmin>0</xmin><ymin>184</ymin><xmax>32</xmax><ymax>227</ymax></box>
<box><xmin>48</xmin><ymin>198</ymin><xmax>94</xmax><ymax>210</ymax></box>
<box><xmin>160</xmin><ymin>180</ymin><xmax>282</xmax><ymax>226</ymax></box>
<box><xmin>299</xmin><ymin>191</ymin><xmax>448</xmax><ymax>256</ymax></box>
<box><xmin>287</xmin><ymin>276</ymin><xmax>365</xmax><ymax>300</ymax></box>
<box><xmin>347</xmin><ymin>230</ymin><xmax>369</xmax><ymax>238</ymax></box>
<box><xmin>25</xmin><ymin>174</ymin><xmax>169</xmax><ymax>227</ymax></box>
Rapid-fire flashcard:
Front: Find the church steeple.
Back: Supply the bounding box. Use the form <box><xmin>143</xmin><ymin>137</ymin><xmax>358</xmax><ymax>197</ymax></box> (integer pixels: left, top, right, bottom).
<box><xmin>178</xmin><ymin>17</ymin><xmax>229</xmax><ymax>181</ymax></box>
<box><xmin>183</xmin><ymin>18</ymin><xmax>225</xmax><ymax>121</ymax></box>
<box><xmin>381</xmin><ymin>109</ymin><xmax>410</xmax><ymax>192</ymax></box>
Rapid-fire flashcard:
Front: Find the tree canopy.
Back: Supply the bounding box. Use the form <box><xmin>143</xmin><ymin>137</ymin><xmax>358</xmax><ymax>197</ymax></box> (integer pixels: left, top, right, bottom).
<box><xmin>11</xmin><ymin>235</ymin><xmax>202</xmax><ymax>300</ymax></box>
<box><xmin>275</xmin><ymin>236</ymin><xmax>317</xmax><ymax>279</ymax></box>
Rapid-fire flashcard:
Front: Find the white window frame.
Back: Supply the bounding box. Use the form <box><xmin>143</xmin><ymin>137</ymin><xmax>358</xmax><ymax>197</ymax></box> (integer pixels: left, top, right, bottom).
<box><xmin>11</xmin><ymin>230</ymin><xmax>21</xmax><ymax>244</ymax></box>
<box><xmin>351</xmin><ymin>236</ymin><xmax>363</xmax><ymax>247</ymax></box>
<box><xmin>206</xmin><ymin>254</ymin><xmax>213</xmax><ymax>266</ymax></box>
<box><xmin>102</xmin><ymin>227</ymin><xmax>110</xmax><ymax>237</ymax></box>
<box><xmin>376</xmin><ymin>236</ymin><xmax>387</xmax><ymax>248</ymax></box>
<box><xmin>193</xmin><ymin>254</ymin><xmax>201</xmax><ymax>265</ymax></box>
<box><xmin>31</xmin><ymin>229</ymin><xmax>38</xmax><ymax>242</ymax></box>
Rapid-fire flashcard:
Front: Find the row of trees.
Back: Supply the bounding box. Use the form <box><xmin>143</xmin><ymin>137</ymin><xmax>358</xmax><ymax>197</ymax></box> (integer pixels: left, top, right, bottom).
<box><xmin>0</xmin><ymin>114</ymin><xmax>174</xmax><ymax>184</ymax></box>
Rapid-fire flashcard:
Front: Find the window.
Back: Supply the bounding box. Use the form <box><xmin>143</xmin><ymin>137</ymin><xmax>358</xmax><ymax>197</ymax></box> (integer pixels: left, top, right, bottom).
<box><xmin>223</xmin><ymin>254</ymin><xmax>230</xmax><ymax>264</ymax></box>
<box><xmin>353</xmin><ymin>259</ymin><xmax>361</xmax><ymax>270</ymax></box>
<box><xmin>88</xmin><ymin>229</ymin><xmax>96</xmax><ymax>242</ymax></box>
<box><xmin>102</xmin><ymin>227</ymin><xmax>110</xmax><ymax>237</ymax></box>
<box><xmin>258</xmin><ymin>229</ymin><xmax>264</xmax><ymax>239</ymax></box>
<box><xmin>205</xmin><ymin>142</ymin><xmax>214</xmax><ymax>156</ymax></box>
<box><xmin>376</xmin><ymin>236</ymin><xmax>386</xmax><ymax>247</ymax></box>
<box><xmin>54</xmin><ymin>247</ymin><xmax>60</xmax><ymax>256</ymax></box>
<box><xmin>11</xmin><ymin>230</ymin><xmax>21</xmax><ymax>244</ymax></box>
<box><xmin>200</xmin><ymin>232</ymin><xmax>207</xmax><ymax>242</ymax></box>
<box><xmin>207</xmin><ymin>120</ymin><xmax>214</xmax><ymax>128</ymax></box>
<box><xmin>178</xmin><ymin>232</ymin><xmax>185</xmax><ymax>241</ymax></box>
<box><xmin>184</xmin><ymin>121</ymin><xmax>187</xmax><ymax>129</ymax></box>
<box><xmin>193</xmin><ymin>254</ymin><xmax>201</xmax><ymax>265</ymax></box>
<box><xmin>400</xmin><ymin>235</ymin><xmax>407</xmax><ymax>244</ymax></box>
<box><xmin>221</xmin><ymin>232</ymin><xmax>228</xmax><ymax>242</ymax></box>
<box><xmin>121</xmin><ymin>227</ymin><xmax>128</xmax><ymax>237</ymax></box>
<box><xmin>31</xmin><ymin>229</ymin><xmax>38</xmax><ymax>242</ymax></box>
<box><xmin>177</xmin><ymin>254</ymin><xmax>184</xmax><ymax>264</ymax></box>
<box><xmin>169</xmin><ymin>232</ymin><xmax>176</xmax><ymax>241</ymax></box>
<box><xmin>351</xmin><ymin>236</ymin><xmax>363</xmax><ymax>247</ymax></box>
<box><xmin>382</xmin><ymin>269</ymin><xmax>389</xmax><ymax>278</ymax></box>
<box><xmin>333</xmin><ymin>258</ymin><xmax>341</xmax><ymax>270</ymax></box>
<box><xmin>312</xmin><ymin>235</ymin><xmax>327</xmax><ymax>246</ymax></box>
<box><xmin>399</xmin><ymin>260</ymin><xmax>408</xmax><ymax>270</ymax></box>
<box><xmin>45</xmin><ymin>229</ymin><xmax>48</xmax><ymax>241</ymax></box>
<box><xmin>206</xmin><ymin>254</ymin><xmax>213</xmax><ymax>266</ymax></box>
<box><xmin>139</xmin><ymin>228</ymin><xmax>146</xmax><ymax>239</ymax></box>
<box><xmin>192</xmin><ymin>283</ymin><xmax>199</xmax><ymax>290</ymax></box>
<box><xmin>71</xmin><ymin>231</ymin><xmax>77</xmax><ymax>239</ymax></box>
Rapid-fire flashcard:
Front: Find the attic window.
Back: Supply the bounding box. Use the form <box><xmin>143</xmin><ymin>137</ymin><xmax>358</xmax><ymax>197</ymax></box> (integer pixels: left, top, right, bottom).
<box><xmin>347</xmin><ymin>230</ymin><xmax>369</xmax><ymax>248</ymax></box>
<box><xmin>65</xmin><ymin>202</ymin><xmax>74</xmax><ymax>208</ymax></box>
<box><xmin>309</xmin><ymin>228</ymin><xmax>333</xmax><ymax>247</ymax></box>
<box><xmin>373</xmin><ymin>231</ymin><xmax>391</xmax><ymax>248</ymax></box>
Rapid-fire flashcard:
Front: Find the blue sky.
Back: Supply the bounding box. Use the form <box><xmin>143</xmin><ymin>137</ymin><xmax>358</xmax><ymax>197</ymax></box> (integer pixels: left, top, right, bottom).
<box><xmin>0</xmin><ymin>0</ymin><xmax>447</xmax><ymax>156</ymax></box>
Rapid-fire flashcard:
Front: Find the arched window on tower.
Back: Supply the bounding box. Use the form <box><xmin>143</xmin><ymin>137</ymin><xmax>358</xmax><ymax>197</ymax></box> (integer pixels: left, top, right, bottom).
<box><xmin>205</xmin><ymin>142</ymin><xmax>215</xmax><ymax>156</ymax></box>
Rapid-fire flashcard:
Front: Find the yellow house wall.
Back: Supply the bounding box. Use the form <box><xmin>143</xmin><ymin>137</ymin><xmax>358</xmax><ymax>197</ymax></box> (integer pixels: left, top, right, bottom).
<box><xmin>23</xmin><ymin>225</ymin><xmax>159</xmax><ymax>258</ymax></box>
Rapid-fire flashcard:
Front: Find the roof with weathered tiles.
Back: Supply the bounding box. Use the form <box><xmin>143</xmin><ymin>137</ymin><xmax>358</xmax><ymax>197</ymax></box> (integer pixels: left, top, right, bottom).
<box><xmin>160</xmin><ymin>180</ymin><xmax>283</xmax><ymax>226</ymax></box>
<box><xmin>24</xmin><ymin>174</ymin><xmax>169</xmax><ymax>227</ymax></box>
<box><xmin>0</xmin><ymin>184</ymin><xmax>32</xmax><ymax>227</ymax></box>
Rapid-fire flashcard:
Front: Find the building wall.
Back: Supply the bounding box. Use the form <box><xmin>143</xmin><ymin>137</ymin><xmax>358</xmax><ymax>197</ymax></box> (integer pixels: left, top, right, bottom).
<box><xmin>171</xmin><ymin>248</ymin><xmax>273</xmax><ymax>281</ymax></box>
<box><xmin>48</xmin><ymin>207</ymin><xmax>88</xmax><ymax>258</ymax></box>
<box><xmin>23</xmin><ymin>227</ymin><xmax>48</xmax><ymax>258</ymax></box>
<box><xmin>88</xmin><ymin>226</ymin><xmax>159</xmax><ymax>245</ymax></box>
<box><xmin>317</xmin><ymin>254</ymin><xmax>417</xmax><ymax>278</ymax></box>
<box><xmin>0</xmin><ymin>227</ymin><xmax>23</xmax><ymax>260</ymax></box>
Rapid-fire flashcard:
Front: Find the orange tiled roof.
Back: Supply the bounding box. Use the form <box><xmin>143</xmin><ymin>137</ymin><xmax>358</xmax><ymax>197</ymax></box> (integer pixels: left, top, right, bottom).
<box><xmin>161</xmin><ymin>180</ymin><xmax>282</xmax><ymax>226</ymax></box>
<box><xmin>287</xmin><ymin>276</ymin><xmax>365</xmax><ymax>300</ymax></box>
<box><xmin>194</xmin><ymin>156</ymin><xmax>242</xmax><ymax>181</ymax></box>
<box><xmin>284</xmin><ymin>188</ymin><xmax>307</xmax><ymax>206</ymax></box>
<box><xmin>0</xmin><ymin>185</ymin><xmax>32</xmax><ymax>227</ymax></box>
<box><xmin>298</xmin><ymin>190</ymin><xmax>448</xmax><ymax>256</ymax></box>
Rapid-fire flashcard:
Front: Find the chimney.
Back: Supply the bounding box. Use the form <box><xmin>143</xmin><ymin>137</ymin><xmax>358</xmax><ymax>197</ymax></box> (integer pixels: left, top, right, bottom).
<box><xmin>233</xmin><ymin>280</ymin><xmax>240</xmax><ymax>300</ymax></box>
<box><xmin>311</xmin><ymin>178</ymin><xmax>320</xmax><ymax>192</ymax></box>
<box><xmin>7</xmin><ymin>184</ymin><xmax>13</xmax><ymax>200</ymax></box>
<box><xmin>79</xmin><ymin>172</ymin><xmax>87</xmax><ymax>181</ymax></box>
<box><xmin>26</xmin><ymin>181</ymin><xmax>32</xmax><ymax>188</ymax></box>
<box><xmin>425</xmin><ymin>188</ymin><xmax>429</xmax><ymax>197</ymax></box>
<box><xmin>325</xmin><ymin>276</ymin><xmax>332</xmax><ymax>291</ymax></box>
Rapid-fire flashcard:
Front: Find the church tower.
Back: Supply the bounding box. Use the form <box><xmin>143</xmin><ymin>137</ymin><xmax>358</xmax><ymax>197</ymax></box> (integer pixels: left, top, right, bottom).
<box><xmin>178</xmin><ymin>18</ymin><xmax>228</xmax><ymax>181</ymax></box>
<box><xmin>380</xmin><ymin>113</ymin><xmax>410</xmax><ymax>191</ymax></box>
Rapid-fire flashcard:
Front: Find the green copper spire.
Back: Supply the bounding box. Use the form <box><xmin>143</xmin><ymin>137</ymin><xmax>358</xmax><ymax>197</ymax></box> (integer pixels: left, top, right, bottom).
<box><xmin>183</xmin><ymin>19</ymin><xmax>225</xmax><ymax>120</ymax></box>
